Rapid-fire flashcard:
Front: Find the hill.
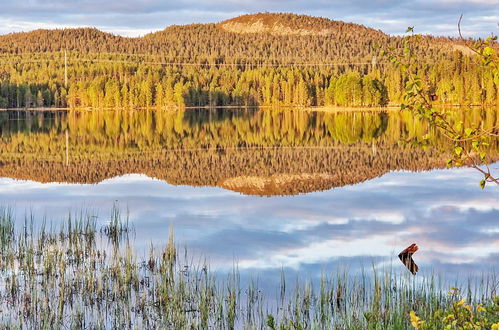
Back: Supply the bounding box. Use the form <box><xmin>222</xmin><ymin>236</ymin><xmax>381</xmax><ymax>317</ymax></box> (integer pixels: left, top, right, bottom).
<box><xmin>0</xmin><ymin>28</ymin><xmax>133</xmax><ymax>53</ymax></box>
<box><xmin>0</xmin><ymin>13</ymin><xmax>457</xmax><ymax>65</ymax></box>
<box><xmin>0</xmin><ymin>13</ymin><xmax>395</xmax><ymax>62</ymax></box>
<box><xmin>0</xmin><ymin>13</ymin><xmax>495</xmax><ymax>109</ymax></box>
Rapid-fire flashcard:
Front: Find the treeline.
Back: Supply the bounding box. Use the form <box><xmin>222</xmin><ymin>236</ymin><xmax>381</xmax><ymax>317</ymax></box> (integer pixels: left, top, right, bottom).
<box><xmin>0</xmin><ymin>51</ymin><xmax>496</xmax><ymax>108</ymax></box>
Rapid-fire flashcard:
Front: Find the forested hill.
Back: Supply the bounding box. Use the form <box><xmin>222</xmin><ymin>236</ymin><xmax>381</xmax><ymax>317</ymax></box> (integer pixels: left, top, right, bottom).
<box><xmin>0</xmin><ymin>28</ymin><xmax>132</xmax><ymax>54</ymax></box>
<box><xmin>0</xmin><ymin>12</ymin><xmax>449</xmax><ymax>63</ymax></box>
<box><xmin>0</xmin><ymin>13</ymin><xmax>496</xmax><ymax>109</ymax></box>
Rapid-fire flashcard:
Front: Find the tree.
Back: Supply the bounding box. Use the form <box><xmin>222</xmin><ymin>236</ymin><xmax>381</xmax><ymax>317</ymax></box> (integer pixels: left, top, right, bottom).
<box><xmin>380</xmin><ymin>26</ymin><xmax>498</xmax><ymax>188</ymax></box>
<box><xmin>36</xmin><ymin>90</ymin><xmax>44</xmax><ymax>107</ymax></box>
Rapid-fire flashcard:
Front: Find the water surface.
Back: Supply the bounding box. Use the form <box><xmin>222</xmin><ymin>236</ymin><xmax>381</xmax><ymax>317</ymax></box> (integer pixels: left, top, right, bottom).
<box><xmin>0</xmin><ymin>108</ymin><xmax>498</xmax><ymax>283</ymax></box>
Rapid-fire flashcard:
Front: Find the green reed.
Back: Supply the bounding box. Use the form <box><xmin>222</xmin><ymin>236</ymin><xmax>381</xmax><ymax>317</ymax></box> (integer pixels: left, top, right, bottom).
<box><xmin>0</xmin><ymin>208</ymin><xmax>496</xmax><ymax>329</ymax></box>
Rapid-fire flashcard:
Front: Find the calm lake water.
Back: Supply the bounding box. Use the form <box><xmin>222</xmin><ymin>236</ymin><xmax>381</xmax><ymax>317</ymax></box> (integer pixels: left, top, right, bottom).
<box><xmin>0</xmin><ymin>108</ymin><xmax>498</xmax><ymax>284</ymax></box>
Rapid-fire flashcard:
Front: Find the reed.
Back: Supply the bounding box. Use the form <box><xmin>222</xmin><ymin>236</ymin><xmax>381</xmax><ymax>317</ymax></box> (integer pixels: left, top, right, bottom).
<box><xmin>0</xmin><ymin>208</ymin><xmax>496</xmax><ymax>329</ymax></box>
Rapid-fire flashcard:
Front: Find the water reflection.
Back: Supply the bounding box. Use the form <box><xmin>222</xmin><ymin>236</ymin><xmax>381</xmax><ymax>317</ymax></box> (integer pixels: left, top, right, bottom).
<box><xmin>1</xmin><ymin>164</ymin><xmax>497</xmax><ymax>282</ymax></box>
<box><xmin>1</xmin><ymin>108</ymin><xmax>498</xmax><ymax>283</ymax></box>
<box><xmin>1</xmin><ymin>108</ymin><xmax>498</xmax><ymax>195</ymax></box>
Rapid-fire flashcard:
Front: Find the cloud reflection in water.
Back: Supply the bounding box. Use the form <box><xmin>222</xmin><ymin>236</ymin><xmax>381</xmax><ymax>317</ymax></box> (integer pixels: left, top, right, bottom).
<box><xmin>0</xmin><ymin>164</ymin><xmax>497</xmax><ymax>282</ymax></box>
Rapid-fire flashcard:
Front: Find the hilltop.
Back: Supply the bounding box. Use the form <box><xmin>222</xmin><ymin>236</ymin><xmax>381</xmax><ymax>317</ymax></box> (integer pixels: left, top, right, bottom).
<box><xmin>218</xmin><ymin>13</ymin><xmax>384</xmax><ymax>37</ymax></box>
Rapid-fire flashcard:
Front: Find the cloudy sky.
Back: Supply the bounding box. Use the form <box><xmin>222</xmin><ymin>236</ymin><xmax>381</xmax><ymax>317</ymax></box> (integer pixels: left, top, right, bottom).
<box><xmin>0</xmin><ymin>0</ymin><xmax>497</xmax><ymax>37</ymax></box>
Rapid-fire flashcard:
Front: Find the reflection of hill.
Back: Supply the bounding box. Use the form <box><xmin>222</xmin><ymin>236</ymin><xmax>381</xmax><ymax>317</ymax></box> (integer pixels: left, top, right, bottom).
<box><xmin>219</xmin><ymin>173</ymin><xmax>336</xmax><ymax>195</ymax></box>
<box><xmin>0</xmin><ymin>146</ymin><xmax>460</xmax><ymax>195</ymax></box>
<box><xmin>0</xmin><ymin>108</ymin><xmax>497</xmax><ymax>195</ymax></box>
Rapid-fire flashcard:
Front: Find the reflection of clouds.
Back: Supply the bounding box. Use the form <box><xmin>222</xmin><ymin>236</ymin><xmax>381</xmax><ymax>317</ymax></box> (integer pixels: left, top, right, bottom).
<box><xmin>238</xmin><ymin>235</ymin><xmax>394</xmax><ymax>270</ymax></box>
<box><xmin>0</xmin><ymin>164</ymin><xmax>498</xmax><ymax>281</ymax></box>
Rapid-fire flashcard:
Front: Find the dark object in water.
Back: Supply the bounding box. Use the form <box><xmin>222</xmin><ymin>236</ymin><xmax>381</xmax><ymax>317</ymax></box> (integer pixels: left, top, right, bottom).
<box><xmin>398</xmin><ymin>243</ymin><xmax>419</xmax><ymax>275</ymax></box>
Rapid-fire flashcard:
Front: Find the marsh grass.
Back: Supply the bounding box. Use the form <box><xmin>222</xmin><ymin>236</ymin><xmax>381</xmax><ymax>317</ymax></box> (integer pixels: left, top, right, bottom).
<box><xmin>101</xmin><ymin>205</ymin><xmax>133</xmax><ymax>246</ymax></box>
<box><xmin>0</xmin><ymin>208</ymin><xmax>497</xmax><ymax>329</ymax></box>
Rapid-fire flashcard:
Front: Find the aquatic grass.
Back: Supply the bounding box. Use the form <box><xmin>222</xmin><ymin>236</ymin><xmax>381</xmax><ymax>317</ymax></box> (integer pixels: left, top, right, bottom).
<box><xmin>0</xmin><ymin>208</ymin><xmax>497</xmax><ymax>329</ymax></box>
<box><xmin>0</xmin><ymin>207</ymin><xmax>14</xmax><ymax>249</ymax></box>
<box><xmin>101</xmin><ymin>204</ymin><xmax>133</xmax><ymax>246</ymax></box>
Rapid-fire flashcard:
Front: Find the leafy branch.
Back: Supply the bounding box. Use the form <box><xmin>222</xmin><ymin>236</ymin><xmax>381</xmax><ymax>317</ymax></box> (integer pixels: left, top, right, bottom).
<box><xmin>378</xmin><ymin>25</ymin><xmax>499</xmax><ymax>188</ymax></box>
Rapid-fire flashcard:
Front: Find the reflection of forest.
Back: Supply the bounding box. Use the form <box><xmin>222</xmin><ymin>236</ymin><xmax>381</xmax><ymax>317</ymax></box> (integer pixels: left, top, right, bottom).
<box><xmin>0</xmin><ymin>108</ymin><xmax>498</xmax><ymax>195</ymax></box>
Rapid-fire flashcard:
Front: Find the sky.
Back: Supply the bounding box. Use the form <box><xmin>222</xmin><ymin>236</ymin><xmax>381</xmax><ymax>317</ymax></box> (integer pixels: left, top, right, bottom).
<box><xmin>0</xmin><ymin>0</ymin><xmax>497</xmax><ymax>37</ymax></box>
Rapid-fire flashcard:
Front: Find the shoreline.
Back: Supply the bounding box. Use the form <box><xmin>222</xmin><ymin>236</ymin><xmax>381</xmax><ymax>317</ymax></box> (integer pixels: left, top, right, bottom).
<box><xmin>0</xmin><ymin>103</ymin><xmax>494</xmax><ymax>113</ymax></box>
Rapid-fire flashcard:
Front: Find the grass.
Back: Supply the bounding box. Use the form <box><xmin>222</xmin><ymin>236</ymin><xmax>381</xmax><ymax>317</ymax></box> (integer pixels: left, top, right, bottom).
<box><xmin>0</xmin><ymin>207</ymin><xmax>497</xmax><ymax>329</ymax></box>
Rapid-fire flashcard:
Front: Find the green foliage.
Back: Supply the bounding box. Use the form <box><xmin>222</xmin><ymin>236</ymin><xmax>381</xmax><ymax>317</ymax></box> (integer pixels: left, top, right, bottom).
<box><xmin>410</xmin><ymin>288</ymin><xmax>499</xmax><ymax>329</ymax></box>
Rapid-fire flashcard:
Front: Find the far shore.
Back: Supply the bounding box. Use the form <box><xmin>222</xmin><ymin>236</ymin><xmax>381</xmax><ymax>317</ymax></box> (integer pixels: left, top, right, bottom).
<box><xmin>0</xmin><ymin>103</ymin><xmax>494</xmax><ymax>113</ymax></box>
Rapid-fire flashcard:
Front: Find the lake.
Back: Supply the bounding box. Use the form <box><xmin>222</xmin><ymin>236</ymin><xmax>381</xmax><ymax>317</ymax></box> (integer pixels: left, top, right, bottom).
<box><xmin>0</xmin><ymin>107</ymin><xmax>498</xmax><ymax>284</ymax></box>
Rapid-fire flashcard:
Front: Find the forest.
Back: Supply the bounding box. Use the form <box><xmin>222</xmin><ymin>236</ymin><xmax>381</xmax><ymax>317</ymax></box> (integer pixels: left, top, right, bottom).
<box><xmin>0</xmin><ymin>13</ymin><xmax>497</xmax><ymax>109</ymax></box>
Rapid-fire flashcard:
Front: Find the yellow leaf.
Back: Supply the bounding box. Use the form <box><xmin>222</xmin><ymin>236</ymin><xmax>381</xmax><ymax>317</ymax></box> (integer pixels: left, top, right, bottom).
<box><xmin>484</xmin><ymin>47</ymin><xmax>494</xmax><ymax>57</ymax></box>
<box><xmin>457</xmin><ymin>298</ymin><xmax>466</xmax><ymax>306</ymax></box>
<box><xmin>410</xmin><ymin>311</ymin><xmax>424</xmax><ymax>329</ymax></box>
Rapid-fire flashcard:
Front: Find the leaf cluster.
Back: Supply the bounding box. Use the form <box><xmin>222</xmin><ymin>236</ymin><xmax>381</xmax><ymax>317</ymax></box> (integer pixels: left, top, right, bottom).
<box><xmin>410</xmin><ymin>288</ymin><xmax>499</xmax><ymax>330</ymax></box>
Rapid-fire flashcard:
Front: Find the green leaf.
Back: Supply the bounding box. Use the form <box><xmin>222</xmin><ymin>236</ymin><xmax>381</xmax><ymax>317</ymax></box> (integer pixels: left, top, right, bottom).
<box><xmin>406</xmin><ymin>27</ymin><xmax>414</xmax><ymax>33</ymax></box>
<box><xmin>464</xmin><ymin>128</ymin><xmax>473</xmax><ymax>137</ymax></box>
<box><xmin>454</xmin><ymin>146</ymin><xmax>463</xmax><ymax>157</ymax></box>
<box><xmin>480</xmin><ymin>179</ymin><xmax>486</xmax><ymax>190</ymax></box>
<box><xmin>266</xmin><ymin>314</ymin><xmax>275</xmax><ymax>328</ymax></box>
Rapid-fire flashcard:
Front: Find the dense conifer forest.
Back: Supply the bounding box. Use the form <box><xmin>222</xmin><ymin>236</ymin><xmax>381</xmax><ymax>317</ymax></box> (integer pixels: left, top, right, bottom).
<box><xmin>0</xmin><ymin>13</ymin><xmax>496</xmax><ymax>108</ymax></box>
